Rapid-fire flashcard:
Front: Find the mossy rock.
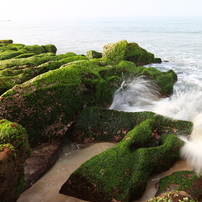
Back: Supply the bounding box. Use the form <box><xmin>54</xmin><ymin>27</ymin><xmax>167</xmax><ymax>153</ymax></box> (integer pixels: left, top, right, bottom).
<box><xmin>86</xmin><ymin>50</ymin><xmax>102</xmax><ymax>59</ymax></box>
<box><xmin>0</xmin><ymin>52</ymin><xmax>88</xmax><ymax>95</ymax></box>
<box><xmin>157</xmin><ymin>170</ymin><xmax>202</xmax><ymax>200</ymax></box>
<box><xmin>0</xmin><ymin>43</ymin><xmax>25</xmax><ymax>52</ymax></box>
<box><xmin>60</xmin><ymin>119</ymin><xmax>184</xmax><ymax>201</ymax></box>
<box><xmin>0</xmin><ymin>39</ymin><xmax>13</xmax><ymax>44</ymax></box>
<box><xmin>19</xmin><ymin>44</ymin><xmax>57</xmax><ymax>54</ymax></box>
<box><xmin>0</xmin><ymin>119</ymin><xmax>30</xmax><ymax>201</ymax></box>
<box><xmin>73</xmin><ymin>107</ymin><xmax>192</xmax><ymax>143</ymax></box>
<box><xmin>102</xmin><ymin>40</ymin><xmax>156</xmax><ymax>66</ymax></box>
<box><xmin>0</xmin><ymin>119</ymin><xmax>30</xmax><ymax>158</ymax></box>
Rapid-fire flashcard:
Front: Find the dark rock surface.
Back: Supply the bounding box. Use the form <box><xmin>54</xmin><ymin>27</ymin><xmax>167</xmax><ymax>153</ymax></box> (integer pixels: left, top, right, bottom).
<box><xmin>23</xmin><ymin>141</ymin><xmax>62</xmax><ymax>190</ymax></box>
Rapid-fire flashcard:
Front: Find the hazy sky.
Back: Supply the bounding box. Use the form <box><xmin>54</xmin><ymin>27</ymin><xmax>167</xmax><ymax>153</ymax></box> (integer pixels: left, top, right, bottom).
<box><xmin>1</xmin><ymin>0</ymin><xmax>202</xmax><ymax>20</ymax></box>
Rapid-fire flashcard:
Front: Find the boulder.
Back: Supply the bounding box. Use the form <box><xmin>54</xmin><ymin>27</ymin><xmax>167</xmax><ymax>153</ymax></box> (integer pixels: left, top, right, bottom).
<box><xmin>86</xmin><ymin>50</ymin><xmax>102</xmax><ymax>59</ymax></box>
<box><xmin>0</xmin><ymin>119</ymin><xmax>30</xmax><ymax>202</ymax></box>
<box><xmin>0</xmin><ymin>39</ymin><xmax>13</xmax><ymax>44</ymax></box>
<box><xmin>23</xmin><ymin>141</ymin><xmax>61</xmax><ymax>190</ymax></box>
<box><xmin>59</xmin><ymin>119</ymin><xmax>184</xmax><ymax>201</ymax></box>
<box><xmin>72</xmin><ymin>107</ymin><xmax>192</xmax><ymax>143</ymax></box>
<box><xmin>102</xmin><ymin>40</ymin><xmax>159</xmax><ymax>66</ymax></box>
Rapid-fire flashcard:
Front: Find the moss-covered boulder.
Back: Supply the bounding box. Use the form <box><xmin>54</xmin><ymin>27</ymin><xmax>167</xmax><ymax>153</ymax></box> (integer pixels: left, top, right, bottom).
<box><xmin>0</xmin><ymin>39</ymin><xmax>13</xmax><ymax>44</ymax></box>
<box><xmin>72</xmin><ymin>107</ymin><xmax>192</xmax><ymax>143</ymax></box>
<box><xmin>0</xmin><ymin>119</ymin><xmax>30</xmax><ymax>202</ymax></box>
<box><xmin>86</xmin><ymin>50</ymin><xmax>102</xmax><ymax>59</ymax></box>
<box><xmin>156</xmin><ymin>171</ymin><xmax>202</xmax><ymax>200</ymax></box>
<box><xmin>59</xmin><ymin>119</ymin><xmax>184</xmax><ymax>201</ymax></box>
<box><xmin>102</xmin><ymin>40</ymin><xmax>160</xmax><ymax>65</ymax></box>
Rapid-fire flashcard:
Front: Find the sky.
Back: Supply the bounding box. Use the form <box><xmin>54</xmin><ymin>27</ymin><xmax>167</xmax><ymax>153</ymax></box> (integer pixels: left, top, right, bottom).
<box><xmin>1</xmin><ymin>0</ymin><xmax>202</xmax><ymax>20</ymax></box>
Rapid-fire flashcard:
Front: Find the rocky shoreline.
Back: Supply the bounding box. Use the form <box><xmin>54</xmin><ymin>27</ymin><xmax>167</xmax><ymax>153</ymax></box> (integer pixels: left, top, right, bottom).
<box><xmin>0</xmin><ymin>39</ymin><xmax>201</xmax><ymax>201</ymax></box>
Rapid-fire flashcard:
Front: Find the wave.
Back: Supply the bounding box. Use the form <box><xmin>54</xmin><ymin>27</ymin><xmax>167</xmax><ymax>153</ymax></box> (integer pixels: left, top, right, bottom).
<box><xmin>109</xmin><ymin>76</ymin><xmax>202</xmax><ymax>173</ymax></box>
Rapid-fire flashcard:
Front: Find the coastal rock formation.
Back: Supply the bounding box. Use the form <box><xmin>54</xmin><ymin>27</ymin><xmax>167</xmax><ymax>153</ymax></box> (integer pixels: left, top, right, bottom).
<box><xmin>0</xmin><ymin>119</ymin><xmax>30</xmax><ymax>202</ymax></box>
<box><xmin>0</xmin><ymin>40</ymin><xmax>183</xmax><ymax>201</ymax></box>
<box><xmin>102</xmin><ymin>40</ymin><xmax>162</xmax><ymax>66</ymax></box>
<box><xmin>59</xmin><ymin>119</ymin><xmax>184</xmax><ymax>201</ymax></box>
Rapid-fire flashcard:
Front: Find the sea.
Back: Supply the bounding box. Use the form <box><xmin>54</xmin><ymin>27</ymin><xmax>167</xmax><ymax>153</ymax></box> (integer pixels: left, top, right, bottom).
<box><xmin>1</xmin><ymin>16</ymin><xmax>202</xmax><ymax>90</ymax></box>
<box><xmin>1</xmin><ymin>16</ymin><xmax>202</xmax><ymax>201</ymax></box>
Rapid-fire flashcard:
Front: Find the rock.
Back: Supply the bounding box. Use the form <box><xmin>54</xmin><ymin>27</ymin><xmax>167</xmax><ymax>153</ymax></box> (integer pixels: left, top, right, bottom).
<box><xmin>72</xmin><ymin>107</ymin><xmax>192</xmax><ymax>143</ymax></box>
<box><xmin>23</xmin><ymin>141</ymin><xmax>62</xmax><ymax>190</ymax></box>
<box><xmin>147</xmin><ymin>191</ymin><xmax>197</xmax><ymax>202</ymax></box>
<box><xmin>59</xmin><ymin>119</ymin><xmax>184</xmax><ymax>201</ymax></box>
<box><xmin>86</xmin><ymin>50</ymin><xmax>102</xmax><ymax>59</ymax></box>
<box><xmin>102</xmin><ymin>40</ymin><xmax>155</xmax><ymax>66</ymax></box>
<box><xmin>156</xmin><ymin>170</ymin><xmax>202</xmax><ymax>200</ymax></box>
<box><xmin>153</xmin><ymin>57</ymin><xmax>162</xmax><ymax>63</ymax></box>
<box><xmin>0</xmin><ymin>119</ymin><xmax>30</xmax><ymax>202</ymax></box>
<box><xmin>0</xmin><ymin>39</ymin><xmax>13</xmax><ymax>44</ymax></box>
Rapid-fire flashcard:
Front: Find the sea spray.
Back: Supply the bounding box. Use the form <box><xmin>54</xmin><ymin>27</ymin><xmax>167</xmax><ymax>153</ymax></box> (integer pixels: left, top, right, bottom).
<box><xmin>109</xmin><ymin>76</ymin><xmax>202</xmax><ymax>173</ymax></box>
<box><xmin>109</xmin><ymin>76</ymin><xmax>161</xmax><ymax>112</ymax></box>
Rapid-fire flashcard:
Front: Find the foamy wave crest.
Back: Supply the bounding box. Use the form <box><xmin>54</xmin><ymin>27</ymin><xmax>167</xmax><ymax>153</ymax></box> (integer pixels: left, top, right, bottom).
<box><xmin>109</xmin><ymin>76</ymin><xmax>161</xmax><ymax>112</ymax></box>
<box><xmin>180</xmin><ymin>113</ymin><xmax>202</xmax><ymax>174</ymax></box>
<box><xmin>109</xmin><ymin>76</ymin><xmax>202</xmax><ymax>174</ymax></box>
<box><xmin>180</xmin><ymin>139</ymin><xmax>202</xmax><ymax>174</ymax></box>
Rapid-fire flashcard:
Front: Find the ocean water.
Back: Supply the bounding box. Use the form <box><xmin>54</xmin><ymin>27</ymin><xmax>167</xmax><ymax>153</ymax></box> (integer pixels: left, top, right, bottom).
<box><xmin>2</xmin><ymin>16</ymin><xmax>202</xmax><ymax>200</ymax></box>
<box><xmin>1</xmin><ymin>16</ymin><xmax>202</xmax><ymax>88</ymax></box>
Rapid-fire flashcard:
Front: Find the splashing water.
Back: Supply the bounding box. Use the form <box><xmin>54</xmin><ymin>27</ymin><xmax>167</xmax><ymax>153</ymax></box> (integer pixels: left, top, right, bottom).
<box><xmin>109</xmin><ymin>76</ymin><xmax>202</xmax><ymax>174</ymax></box>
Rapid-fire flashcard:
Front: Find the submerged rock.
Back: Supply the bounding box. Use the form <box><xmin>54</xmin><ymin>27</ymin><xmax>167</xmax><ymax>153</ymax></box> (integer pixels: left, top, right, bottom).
<box><xmin>59</xmin><ymin>119</ymin><xmax>184</xmax><ymax>201</ymax></box>
<box><xmin>0</xmin><ymin>119</ymin><xmax>30</xmax><ymax>202</ymax></box>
